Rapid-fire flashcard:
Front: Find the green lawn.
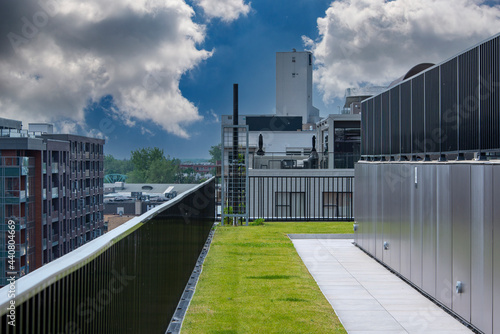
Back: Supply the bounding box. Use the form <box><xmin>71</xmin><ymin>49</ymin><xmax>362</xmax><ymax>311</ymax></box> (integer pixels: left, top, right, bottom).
<box><xmin>182</xmin><ymin>222</ymin><xmax>352</xmax><ymax>334</ymax></box>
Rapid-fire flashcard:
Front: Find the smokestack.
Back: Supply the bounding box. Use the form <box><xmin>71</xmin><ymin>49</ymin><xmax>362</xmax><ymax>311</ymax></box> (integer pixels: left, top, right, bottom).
<box><xmin>233</xmin><ymin>83</ymin><xmax>238</xmax><ymax>125</ymax></box>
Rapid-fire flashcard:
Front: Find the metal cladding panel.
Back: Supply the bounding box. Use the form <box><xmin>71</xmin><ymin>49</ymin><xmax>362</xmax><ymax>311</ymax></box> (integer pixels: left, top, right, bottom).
<box><xmin>493</xmin><ymin>166</ymin><xmax>500</xmax><ymax>334</ymax></box>
<box><xmin>425</xmin><ymin>67</ymin><xmax>441</xmax><ymax>154</ymax></box>
<box><xmin>410</xmin><ymin>165</ymin><xmax>423</xmax><ymax>287</ymax></box>
<box><xmin>363</xmin><ymin>163</ymin><xmax>372</xmax><ymax>252</ymax></box>
<box><xmin>388</xmin><ymin>164</ymin><xmax>402</xmax><ymax>272</ymax></box>
<box><xmin>470</xmin><ymin>165</ymin><xmax>493</xmax><ymax>334</ymax></box>
<box><xmin>451</xmin><ymin>164</ymin><xmax>471</xmax><ymax>322</ymax></box>
<box><xmin>401</xmin><ymin>81</ymin><xmax>412</xmax><ymax>155</ymax></box>
<box><xmin>374</xmin><ymin>95</ymin><xmax>382</xmax><ymax>156</ymax></box>
<box><xmin>436</xmin><ymin>165</ymin><xmax>453</xmax><ymax>308</ymax></box>
<box><xmin>354</xmin><ymin>163</ymin><xmax>365</xmax><ymax>247</ymax></box>
<box><xmin>365</xmin><ymin>164</ymin><xmax>376</xmax><ymax>250</ymax></box>
<box><xmin>400</xmin><ymin>163</ymin><xmax>412</xmax><ymax>279</ymax></box>
<box><xmin>421</xmin><ymin>164</ymin><xmax>437</xmax><ymax>297</ymax></box>
<box><xmin>390</xmin><ymin>87</ymin><xmax>401</xmax><ymax>155</ymax></box>
<box><xmin>354</xmin><ymin>165</ymin><xmax>360</xmax><ymax>245</ymax></box>
<box><xmin>375</xmin><ymin>164</ymin><xmax>384</xmax><ymax>260</ymax></box>
<box><xmin>381</xmin><ymin>92</ymin><xmax>391</xmax><ymax>156</ymax></box>
<box><xmin>360</xmin><ymin>166</ymin><xmax>367</xmax><ymax>248</ymax></box>
<box><xmin>381</xmin><ymin>164</ymin><xmax>390</xmax><ymax>264</ymax></box>
<box><xmin>369</xmin><ymin>164</ymin><xmax>379</xmax><ymax>256</ymax></box>
<box><xmin>440</xmin><ymin>58</ymin><xmax>458</xmax><ymax>153</ymax></box>
<box><xmin>411</xmin><ymin>75</ymin><xmax>425</xmax><ymax>154</ymax></box>
<box><xmin>458</xmin><ymin>47</ymin><xmax>479</xmax><ymax>151</ymax></box>
<box><xmin>362</xmin><ymin>163</ymin><xmax>369</xmax><ymax>249</ymax></box>
<box><xmin>480</xmin><ymin>36</ymin><xmax>500</xmax><ymax>151</ymax></box>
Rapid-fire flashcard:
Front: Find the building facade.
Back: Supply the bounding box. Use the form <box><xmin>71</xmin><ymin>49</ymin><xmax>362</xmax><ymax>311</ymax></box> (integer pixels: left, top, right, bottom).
<box><xmin>0</xmin><ymin>119</ymin><xmax>104</xmax><ymax>286</ymax></box>
<box><xmin>276</xmin><ymin>51</ymin><xmax>320</xmax><ymax>125</ymax></box>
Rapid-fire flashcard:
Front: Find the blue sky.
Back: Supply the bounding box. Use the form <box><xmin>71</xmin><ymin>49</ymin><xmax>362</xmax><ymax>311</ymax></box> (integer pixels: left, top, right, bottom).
<box><xmin>1</xmin><ymin>0</ymin><xmax>500</xmax><ymax>160</ymax></box>
<box><xmin>99</xmin><ymin>0</ymin><xmax>335</xmax><ymax>159</ymax></box>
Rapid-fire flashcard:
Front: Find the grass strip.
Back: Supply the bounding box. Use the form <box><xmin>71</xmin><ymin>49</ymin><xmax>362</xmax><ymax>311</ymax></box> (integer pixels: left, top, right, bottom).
<box><xmin>182</xmin><ymin>222</ymin><xmax>352</xmax><ymax>334</ymax></box>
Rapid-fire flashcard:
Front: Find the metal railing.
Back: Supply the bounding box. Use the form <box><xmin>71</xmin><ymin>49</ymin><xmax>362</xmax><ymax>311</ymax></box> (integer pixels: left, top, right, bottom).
<box><xmin>248</xmin><ymin>175</ymin><xmax>354</xmax><ymax>221</ymax></box>
<box><xmin>249</xmin><ymin>151</ymin><xmax>359</xmax><ymax>169</ymax></box>
<box><xmin>0</xmin><ymin>178</ymin><xmax>215</xmax><ymax>333</ymax></box>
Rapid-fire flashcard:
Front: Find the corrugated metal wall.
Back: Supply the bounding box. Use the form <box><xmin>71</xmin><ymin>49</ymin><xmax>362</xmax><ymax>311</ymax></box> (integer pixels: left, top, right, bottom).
<box><xmin>355</xmin><ymin>161</ymin><xmax>499</xmax><ymax>334</ymax></box>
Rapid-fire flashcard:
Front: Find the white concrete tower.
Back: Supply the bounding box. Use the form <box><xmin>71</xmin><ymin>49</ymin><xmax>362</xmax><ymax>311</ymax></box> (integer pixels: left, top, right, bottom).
<box><xmin>276</xmin><ymin>50</ymin><xmax>320</xmax><ymax>125</ymax></box>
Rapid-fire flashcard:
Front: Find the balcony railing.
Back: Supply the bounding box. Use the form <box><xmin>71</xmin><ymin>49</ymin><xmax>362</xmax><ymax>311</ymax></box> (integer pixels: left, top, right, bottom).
<box><xmin>247</xmin><ymin>151</ymin><xmax>359</xmax><ymax>170</ymax></box>
<box><xmin>0</xmin><ymin>178</ymin><xmax>215</xmax><ymax>333</ymax></box>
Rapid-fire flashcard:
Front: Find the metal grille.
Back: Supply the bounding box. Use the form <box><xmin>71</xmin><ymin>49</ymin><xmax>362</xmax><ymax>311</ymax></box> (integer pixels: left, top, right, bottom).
<box><xmin>480</xmin><ymin>37</ymin><xmax>500</xmax><ymax>150</ymax></box>
<box><xmin>360</xmin><ymin>34</ymin><xmax>500</xmax><ymax>159</ymax></box>
<box><xmin>412</xmin><ymin>75</ymin><xmax>425</xmax><ymax>154</ymax></box>
<box><xmin>381</xmin><ymin>91</ymin><xmax>390</xmax><ymax>155</ymax></box>
<box><xmin>424</xmin><ymin>67</ymin><xmax>440</xmax><ymax>154</ymax></box>
<box><xmin>390</xmin><ymin>86</ymin><xmax>400</xmax><ymax>155</ymax></box>
<box><xmin>459</xmin><ymin>47</ymin><xmax>479</xmax><ymax>151</ymax></box>
<box><xmin>221</xmin><ymin>125</ymin><xmax>249</xmax><ymax>225</ymax></box>
<box><xmin>400</xmin><ymin>81</ymin><xmax>412</xmax><ymax>154</ymax></box>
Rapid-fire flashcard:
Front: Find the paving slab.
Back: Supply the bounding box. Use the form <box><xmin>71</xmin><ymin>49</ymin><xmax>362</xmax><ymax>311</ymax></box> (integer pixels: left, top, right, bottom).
<box><xmin>291</xmin><ymin>238</ymin><xmax>473</xmax><ymax>334</ymax></box>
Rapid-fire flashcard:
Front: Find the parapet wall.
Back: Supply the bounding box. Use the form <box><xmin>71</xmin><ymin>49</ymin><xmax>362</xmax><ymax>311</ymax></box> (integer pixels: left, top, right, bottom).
<box><xmin>354</xmin><ymin>161</ymin><xmax>500</xmax><ymax>334</ymax></box>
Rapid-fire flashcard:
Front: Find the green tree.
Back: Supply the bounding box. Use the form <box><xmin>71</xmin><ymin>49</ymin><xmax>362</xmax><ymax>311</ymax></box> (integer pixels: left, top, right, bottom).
<box><xmin>209</xmin><ymin>144</ymin><xmax>221</xmax><ymax>164</ymax></box>
<box><xmin>126</xmin><ymin>147</ymin><xmax>181</xmax><ymax>183</ymax></box>
<box><xmin>104</xmin><ymin>154</ymin><xmax>133</xmax><ymax>175</ymax></box>
<box><xmin>146</xmin><ymin>157</ymin><xmax>180</xmax><ymax>183</ymax></box>
<box><xmin>130</xmin><ymin>147</ymin><xmax>165</xmax><ymax>172</ymax></box>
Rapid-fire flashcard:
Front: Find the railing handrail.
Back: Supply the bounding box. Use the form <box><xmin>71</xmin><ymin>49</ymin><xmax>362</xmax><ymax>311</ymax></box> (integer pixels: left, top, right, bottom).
<box><xmin>0</xmin><ymin>177</ymin><xmax>215</xmax><ymax>314</ymax></box>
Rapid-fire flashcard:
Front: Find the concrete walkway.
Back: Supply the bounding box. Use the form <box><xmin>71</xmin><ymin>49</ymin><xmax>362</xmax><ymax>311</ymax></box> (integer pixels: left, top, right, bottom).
<box><xmin>291</xmin><ymin>238</ymin><xmax>473</xmax><ymax>334</ymax></box>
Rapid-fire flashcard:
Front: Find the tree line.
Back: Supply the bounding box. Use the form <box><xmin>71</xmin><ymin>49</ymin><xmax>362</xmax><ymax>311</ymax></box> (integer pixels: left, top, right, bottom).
<box><xmin>104</xmin><ymin>145</ymin><xmax>221</xmax><ymax>184</ymax></box>
<box><xmin>105</xmin><ymin>147</ymin><xmax>187</xmax><ymax>183</ymax></box>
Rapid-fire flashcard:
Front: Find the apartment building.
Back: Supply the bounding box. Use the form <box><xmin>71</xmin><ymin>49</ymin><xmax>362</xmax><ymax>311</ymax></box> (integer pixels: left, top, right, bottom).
<box><xmin>0</xmin><ymin>118</ymin><xmax>104</xmax><ymax>286</ymax></box>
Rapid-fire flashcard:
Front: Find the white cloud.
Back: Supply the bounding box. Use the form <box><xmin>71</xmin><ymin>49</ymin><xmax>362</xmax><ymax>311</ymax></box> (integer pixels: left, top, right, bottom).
<box><xmin>305</xmin><ymin>0</ymin><xmax>500</xmax><ymax>103</ymax></box>
<box><xmin>194</xmin><ymin>0</ymin><xmax>251</xmax><ymax>22</ymax></box>
<box><xmin>208</xmin><ymin>109</ymin><xmax>219</xmax><ymax>123</ymax></box>
<box><xmin>0</xmin><ymin>0</ymin><xmax>213</xmax><ymax>138</ymax></box>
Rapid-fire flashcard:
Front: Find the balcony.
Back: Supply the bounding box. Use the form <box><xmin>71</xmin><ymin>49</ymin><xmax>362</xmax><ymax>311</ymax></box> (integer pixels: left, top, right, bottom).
<box><xmin>0</xmin><ymin>179</ymin><xmax>215</xmax><ymax>332</ymax></box>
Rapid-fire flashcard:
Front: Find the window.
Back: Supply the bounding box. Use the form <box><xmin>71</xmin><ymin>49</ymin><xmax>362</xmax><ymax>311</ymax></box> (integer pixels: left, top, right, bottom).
<box><xmin>275</xmin><ymin>192</ymin><xmax>305</xmax><ymax>218</ymax></box>
<box><xmin>323</xmin><ymin>192</ymin><xmax>352</xmax><ymax>218</ymax></box>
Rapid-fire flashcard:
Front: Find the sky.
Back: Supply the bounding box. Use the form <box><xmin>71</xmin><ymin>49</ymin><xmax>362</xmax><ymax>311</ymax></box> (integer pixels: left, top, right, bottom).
<box><xmin>1</xmin><ymin>0</ymin><xmax>500</xmax><ymax>160</ymax></box>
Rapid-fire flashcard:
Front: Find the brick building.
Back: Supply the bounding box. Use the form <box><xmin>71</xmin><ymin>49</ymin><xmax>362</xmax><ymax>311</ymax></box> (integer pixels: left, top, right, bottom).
<box><xmin>0</xmin><ymin>118</ymin><xmax>104</xmax><ymax>286</ymax></box>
